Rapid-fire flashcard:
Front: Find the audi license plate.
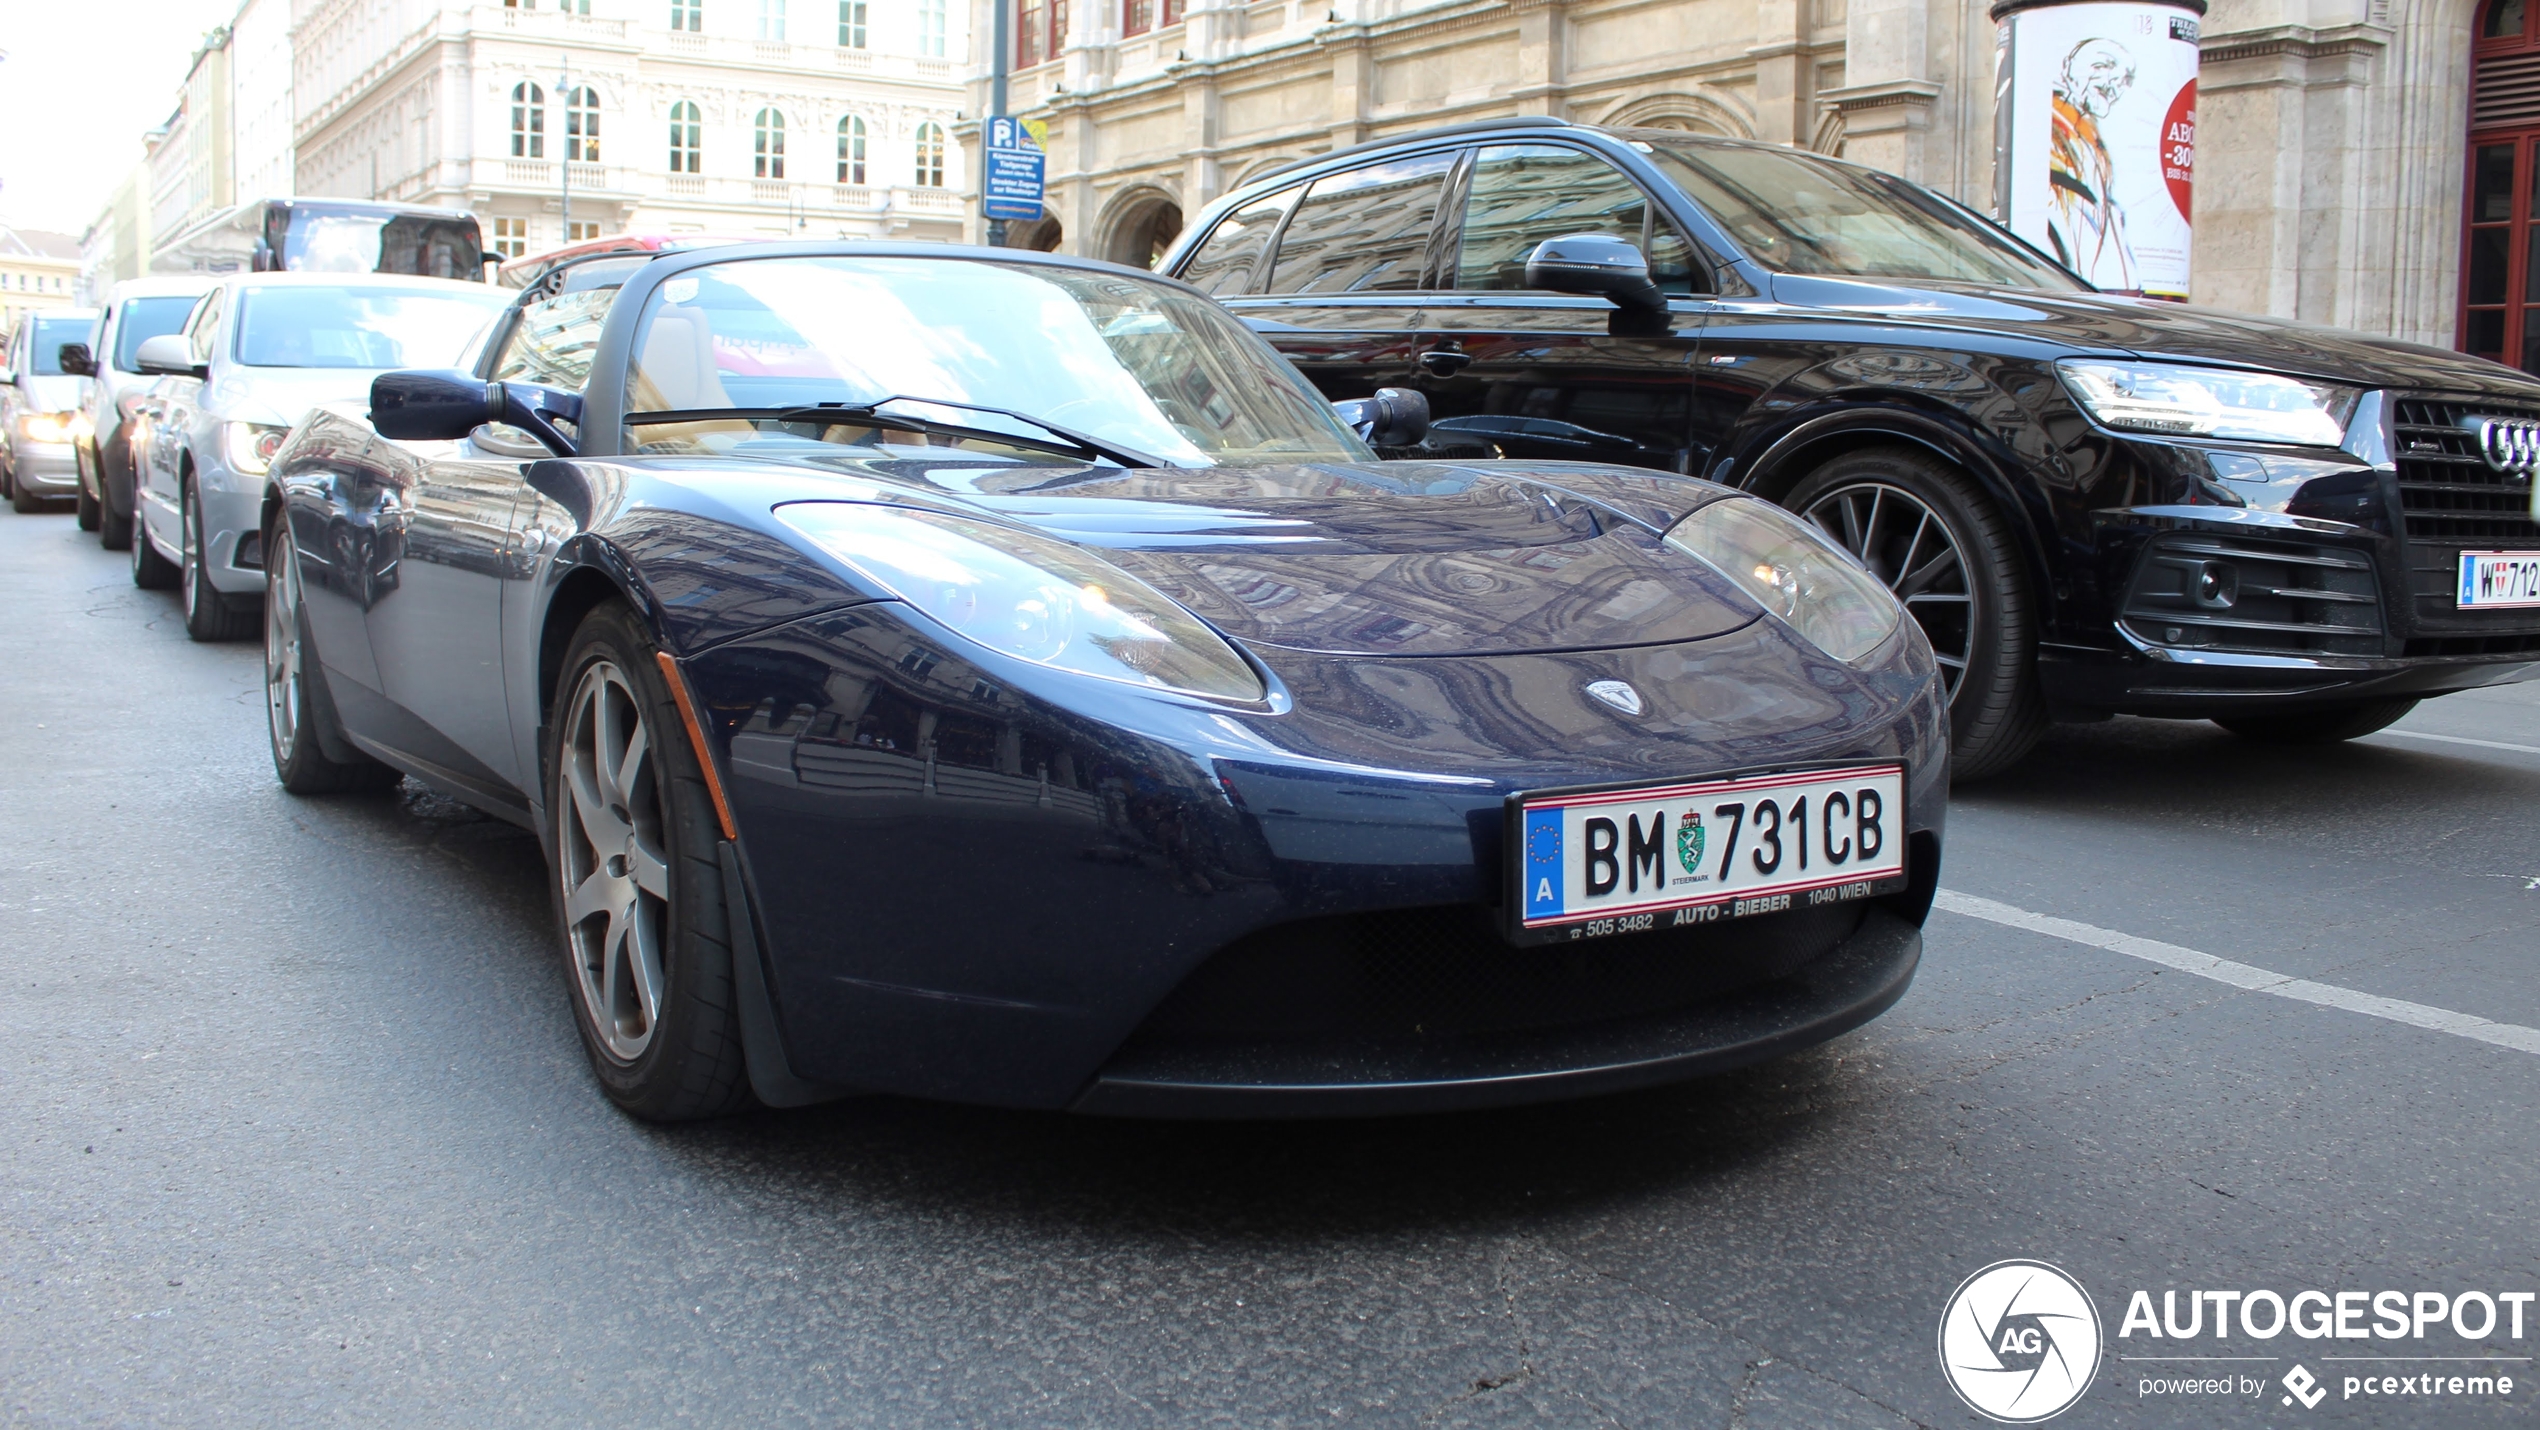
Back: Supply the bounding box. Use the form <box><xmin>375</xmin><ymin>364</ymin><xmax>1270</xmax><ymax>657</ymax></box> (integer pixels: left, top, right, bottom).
<box><xmin>2458</xmin><ymin>550</ymin><xmax>2540</xmax><ymax>609</ymax></box>
<box><xmin>1507</xmin><ymin>764</ymin><xmax>1907</xmax><ymax>945</ymax></box>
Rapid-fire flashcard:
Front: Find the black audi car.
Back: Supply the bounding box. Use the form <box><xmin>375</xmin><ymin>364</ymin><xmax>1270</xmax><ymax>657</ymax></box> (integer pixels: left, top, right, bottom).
<box><xmin>258</xmin><ymin>243</ymin><xmax>1945</xmax><ymax>1120</ymax></box>
<box><xmin>1160</xmin><ymin>119</ymin><xmax>2540</xmax><ymax>777</ymax></box>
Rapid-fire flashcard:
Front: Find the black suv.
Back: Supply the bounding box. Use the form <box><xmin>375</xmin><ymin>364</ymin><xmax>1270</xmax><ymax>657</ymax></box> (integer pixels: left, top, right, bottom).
<box><xmin>1158</xmin><ymin>118</ymin><xmax>2540</xmax><ymax>778</ymax></box>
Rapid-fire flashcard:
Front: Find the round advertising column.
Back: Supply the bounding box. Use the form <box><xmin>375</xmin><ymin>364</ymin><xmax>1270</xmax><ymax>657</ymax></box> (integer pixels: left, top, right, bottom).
<box><xmin>1991</xmin><ymin>0</ymin><xmax>2203</xmax><ymax>299</ymax></box>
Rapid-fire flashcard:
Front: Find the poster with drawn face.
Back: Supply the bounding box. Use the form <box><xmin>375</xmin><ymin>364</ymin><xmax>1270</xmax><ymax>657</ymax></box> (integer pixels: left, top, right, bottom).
<box><xmin>1996</xmin><ymin>1</ymin><xmax>2198</xmax><ymax>298</ymax></box>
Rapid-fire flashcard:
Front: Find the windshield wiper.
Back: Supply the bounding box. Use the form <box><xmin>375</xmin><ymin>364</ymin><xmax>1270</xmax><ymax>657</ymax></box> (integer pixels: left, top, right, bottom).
<box><xmin>625</xmin><ymin>395</ymin><xmax>1166</xmax><ymax>470</ymax></box>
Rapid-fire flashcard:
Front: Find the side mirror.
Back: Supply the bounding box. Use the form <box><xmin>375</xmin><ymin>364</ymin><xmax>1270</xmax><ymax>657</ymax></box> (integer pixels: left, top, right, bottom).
<box><xmin>1525</xmin><ymin>233</ymin><xmax>1666</xmax><ymax>317</ymax></box>
<box><xmin>1334</xmin><ymin>386</ymin><xmax>1430</xmax><ymax>450</ymax></box>
<box><xmin>57</xmin><ymin>343</ymin><xmax>97</xmax><ymax>378</ymax></box>
<box><xmin>483</xmin><ymin>250</ymin><xmax>507</xmax><ymax>268</ymax></box>
<box><xmin>133</xmin><ymin>334</ymin><xmax>207</xmax><ymax>379</ymax></box>
<box><xmin>372</xmin><ymin>370</ymin><xmax>582</xmax><ymax>455</ymax></box>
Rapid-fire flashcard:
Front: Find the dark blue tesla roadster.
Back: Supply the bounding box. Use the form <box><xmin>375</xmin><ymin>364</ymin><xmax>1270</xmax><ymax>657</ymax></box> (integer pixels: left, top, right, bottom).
<box><xmin>257</xmin><ymin>242</ymin><xmax>1946</xmax><ymax>1120</ymax></box>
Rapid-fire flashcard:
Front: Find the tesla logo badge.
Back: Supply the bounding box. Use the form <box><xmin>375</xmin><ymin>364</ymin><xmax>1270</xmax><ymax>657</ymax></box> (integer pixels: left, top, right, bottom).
<box><xmin>1585</xmin><ymin>680</ymin><xmax>1643</xmax><ymax>715</ymax></box>
<box><xmin>2464</xmin><ymin>415</ymin><xmax>2540</xmax><ymax>471</ymax></box>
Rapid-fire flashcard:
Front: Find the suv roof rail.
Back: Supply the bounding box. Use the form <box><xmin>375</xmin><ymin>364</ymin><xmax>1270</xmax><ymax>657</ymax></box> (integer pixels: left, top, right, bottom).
<box><xmin>1242</xmin><ymin>116</ymin><xmax>1581</xmax><ymax>189</ymax></box>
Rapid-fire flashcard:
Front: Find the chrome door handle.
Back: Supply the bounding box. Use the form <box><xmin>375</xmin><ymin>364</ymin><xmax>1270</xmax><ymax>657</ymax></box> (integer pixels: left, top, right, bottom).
<box><xmin>1417</xmin><ymin>347</ymin><xmax>1472</xmax><ymax>377</ymax></box>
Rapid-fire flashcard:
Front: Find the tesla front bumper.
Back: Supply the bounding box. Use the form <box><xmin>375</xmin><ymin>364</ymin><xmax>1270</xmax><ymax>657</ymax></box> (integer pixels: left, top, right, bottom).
<box><xmin>688</xmin><ymin>601</ymin><xmax>1946</xmax><ymax>1114</ymax></box>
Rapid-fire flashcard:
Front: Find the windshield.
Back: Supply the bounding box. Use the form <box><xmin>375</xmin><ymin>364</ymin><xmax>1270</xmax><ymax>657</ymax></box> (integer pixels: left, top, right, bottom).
<box><xmin>275</xmin><ymin>206</ymin><xmax>486</xmax><ymax>281</ymax></box>
<box><xmin>621</xmin><ymin>256</ymin><xmax>1369</xmax><ymax>467</ymax></box>
<box><xmin>1644</xmin><ymin>143</ymin><xmax>2084</xmax><ymax>289</ymax></box>
<box><xmin>29</xmin><ymin>317</ymin><xmax>96</xmax><ymax>376</ymax></box>
<box><xmin>235</xmin><ymin>285</ymin><xmax>510</xmax><ymax>369</ymax></box>
<box><xmin>113</xmin><ymin>296</ymin><xmax>201</xmax><ymax>371</ymax></box>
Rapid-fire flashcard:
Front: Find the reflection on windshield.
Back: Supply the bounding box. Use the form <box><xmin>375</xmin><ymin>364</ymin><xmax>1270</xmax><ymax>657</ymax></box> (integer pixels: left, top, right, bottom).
<box><xmin>113</xmin><ymin>296</ymin><xmax>199</xmax><ymax>372</ymax></box>
<box><xmin>236</xmin><ymin>285</ymin><xmax>509</xmax><ymax>369</ymax></box>
<box><xmin>1646</xmin><ymin>142</ymin><xmax>2083</xmax><ymax>289</ymax></box>
<box><xmin>30</xmin><ymin>318</ymin><xmax>96</xmax><ymax>376</ymax></box>
<box><xmin>621</xmin><ymin>256</ymin><xmax>1370</xmax><ymax>467</ymax></box>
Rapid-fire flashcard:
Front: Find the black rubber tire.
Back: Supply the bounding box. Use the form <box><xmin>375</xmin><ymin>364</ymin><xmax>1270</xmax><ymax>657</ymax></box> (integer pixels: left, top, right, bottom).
<box><xmin>132</xmin><ymin>505</ymin><xmax>180</xmax><ymax>590</ymax></box>
<box><xmin>99</xmin><ymin>445</ymin><xmax>135</xmax><ymax>550</ymax></box>
<box><xmin>2214</xmin><ymin>698</ymin><xmax>2420</xmax><ymax>744</ymax></box>
<box><xmin>75</xmin><ymin>479</ymin><xmax>100</xmax><ymax>531</ymax></box>
<box><xmin>548</xmin><ymin>600</ymin><xmax>753</xmax><ymax>1121</ymax></box>
<box><xmin>9</xmin><ymin>476</ymin><xmax>42</xmax><ymax>514</ymax></box>
<box><xmin>264</xmin><ymin>514</ymin><xmax>402</xmax><ymax>795</ymax></box>
<box><xmin>1785</xmin><ymin>447</ymin><xmax>2049</xmax><ymax>782</ymax></box>
<box><xmin>182</xmin><ymin>482</ymin><xmax>258</xmax><ymax>642</ymax></box>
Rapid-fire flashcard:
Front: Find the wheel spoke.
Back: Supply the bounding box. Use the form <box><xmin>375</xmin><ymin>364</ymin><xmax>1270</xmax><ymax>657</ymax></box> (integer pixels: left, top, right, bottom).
<box><xmin>612</xmin><ymin>718</ymin><xmax>651</xmax><ymax>821</ymax></box>
<box><xmin>565</xmin><ymin>865</ymin><xmax>621</xmax><ymax>925</ymax></box>
<box><xmin>1890</xmin><ymin>512</ymin><xmax>1933</xmax><ymax>591</ymax></box>
<box><xmin>568</xmin><ymin>760</ymin><xmax>625</xmax><ymax>855</ymax></box>
<box><xmin>623</xmin><ymin>910</ymin><xmax>664</xmax><ymax>1031</ymax></box>
<box><xmin>627</xmin><ymin>838</ymin><xmax>671</xmax><ymax>901</ymax></box>
<box><xmin>1932</xmin><ymin>652</ymin><xmax>1969</xmax><ymax>670</ymax></box>
<box><xmin>1835</xmin><ymin>493</ymin><xmax>1866</xmax><ymax>553</ymax></box>
<box><xmin>1895</xmin><ymin>547</ymin><xmax>1963</xmax><ymax>600</ymax></box>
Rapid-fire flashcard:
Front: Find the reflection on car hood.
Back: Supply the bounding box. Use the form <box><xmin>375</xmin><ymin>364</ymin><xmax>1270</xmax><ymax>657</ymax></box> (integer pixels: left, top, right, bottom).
<box><xmin>1768</xmin><ymin>273</ymin><xmax>2540</xmax><ymax>397</ymax></box>
<box><xmin>16</xmin><ymin>375</ymin><xmax>87</xmax><ymax>413</ymax></box>
<box><xmin>207</xmin><ymin>365</ymin><xmax>404</xmax><ymax>428</ymax></box>
<box><xmin>730</xmin><ymin>455</ymin><xmax>1760</xmax><ymax>658</ymax></box>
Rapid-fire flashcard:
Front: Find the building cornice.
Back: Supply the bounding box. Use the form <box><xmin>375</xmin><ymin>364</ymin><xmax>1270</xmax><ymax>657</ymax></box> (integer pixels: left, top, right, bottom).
<box><xmin>2199</xmin><ymin>20</ymin><xmax>2392</xmax><ymax>65</ymax></box>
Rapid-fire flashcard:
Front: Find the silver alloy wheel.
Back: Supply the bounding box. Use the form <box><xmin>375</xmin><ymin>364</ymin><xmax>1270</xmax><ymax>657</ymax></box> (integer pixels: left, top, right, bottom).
<box><xmin>1799</xmin><ymin>482</ymin><xmax>1977</xmax><ymax>700</ymax></box>
<box><xmin>181</xmin><ymin>488</ymin><xmax>201</xmax><ymax>618</ymax></box>
<box><xmin>557</xmin><ymin>660</ymin><xmax>672</xmax><ymax>1063</ymax></box>
<box><xmin>264</xmin><ymin>530</ymin><xmax>300</xmax><ymax>763</ymax></box>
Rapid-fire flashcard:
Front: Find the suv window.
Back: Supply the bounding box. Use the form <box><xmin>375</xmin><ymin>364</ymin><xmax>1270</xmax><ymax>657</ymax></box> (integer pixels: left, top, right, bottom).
<box><xmin>111</xmin><ymin>296</ymin><xmax>203</xmax><ymax>372</ymax></box>
<box><xmin>1264</xmin><ymin>152</ymin><xmax>1455</xmax><ymax>295</ymax></box>
<box><xmin>492</xmin><ymin>287</ymin><xmax>617</xmax><ymax>392</ymax></box>
<box><xmin>190</xmin><ymin>291</ymin><xmax>229</xmax><ymax>366</ymax></box>
<box><xmin>1454</xmin><ymin>144</ymin><xmax>1698</xmax><ymax>295</ymax></box>
<box><xmin>1180</xmin><ymin>186</ymin><xmax>1302</xmax><ymax>296</ymax></box>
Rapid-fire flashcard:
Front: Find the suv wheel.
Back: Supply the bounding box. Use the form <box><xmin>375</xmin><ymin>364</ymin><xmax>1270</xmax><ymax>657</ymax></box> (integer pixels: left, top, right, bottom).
<box><xmin>1788</xmin><ymin>447</ymin><xmax>2048</xmax><ymax>781</ymax></box>
<box><xmin>549</xmin><ymin>601</ymin><xmax>753</xmax><ymax>1121</ymax></box>
<box><xmin>131</xmin><ymin>502</ymin><xmax>181</xmax><ymax>589</ymax></box>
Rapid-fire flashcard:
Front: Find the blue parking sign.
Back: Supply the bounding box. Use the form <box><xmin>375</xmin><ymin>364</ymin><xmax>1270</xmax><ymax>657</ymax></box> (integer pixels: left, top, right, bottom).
<box><xmin>984</xmin><ymin>117</ymin><xmax>1045</xmax><ymax>223</ymax></box>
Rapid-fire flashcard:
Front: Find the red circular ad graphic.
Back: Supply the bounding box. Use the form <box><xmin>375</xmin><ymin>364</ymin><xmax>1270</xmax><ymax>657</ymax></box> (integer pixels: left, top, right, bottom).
<box><xmin>2163</xmin><ymin>79</ymin><xmax>2196</xmax><ymax>223</ymax></box>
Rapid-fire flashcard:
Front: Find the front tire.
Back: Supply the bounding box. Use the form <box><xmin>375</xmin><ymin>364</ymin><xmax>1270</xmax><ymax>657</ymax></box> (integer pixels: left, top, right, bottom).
<box><xmin>548</xmin><ymin>601</ymin><xmax>752</xmax><ymax>1121</ymax></box>
<box><xmin>75</xmin><ymin>477</ymin><xmax>100</xmax><ymax>531</ymax></box>
<box><xmin>182</xmin><ymin>482</ymin><xmax>258</xmax><ymax>641</ymax></box>
<box><xmin>99</xmin><ymin>449</ymin><xmax>134</xmax><ymax>551</ymax></box>
<box><xmin>132</xmin><ymin>503</ymin><xmax>180</xmax><ymax>590</ymax></box>
<box><xmin>1789</xmin><ymin>447</ymin><xmax>2049</xmax><ymax>781</ymax></box>
<box><xmin>2215</xmin><ymin>698</ymin><xmax>2419</xmax><ymax>744</ymax></box>
<box><xmin>265</xmin><ymin>515</ymin><xmax>401</xmax><ymax>795</ymax></box>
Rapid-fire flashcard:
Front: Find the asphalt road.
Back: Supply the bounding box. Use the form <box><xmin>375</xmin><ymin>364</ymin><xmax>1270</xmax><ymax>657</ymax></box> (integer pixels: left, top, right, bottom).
<box><xmin>1</xmin><ymin>505</ymin><xmax>2533</xmax><ymax>1429</ymax></box>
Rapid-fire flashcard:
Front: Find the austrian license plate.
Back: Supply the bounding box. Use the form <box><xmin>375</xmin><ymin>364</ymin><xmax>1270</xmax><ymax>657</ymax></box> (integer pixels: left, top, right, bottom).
<box><xmin>2458</xmin><ymin>550</ymin><xmax>2540</xmax><ymax>609</ymax></box>
<box><xmin>1507</xmin><ymin>764</ymin><xmax>1908</xmax><ymax>945</ymax></box>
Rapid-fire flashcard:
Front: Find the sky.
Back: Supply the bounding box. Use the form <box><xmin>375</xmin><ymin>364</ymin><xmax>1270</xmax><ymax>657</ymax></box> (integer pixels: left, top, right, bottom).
<box><xmin>0</xmin><ymin>0</ymin><xmax>240</xmax><ymax>238</ymax></box>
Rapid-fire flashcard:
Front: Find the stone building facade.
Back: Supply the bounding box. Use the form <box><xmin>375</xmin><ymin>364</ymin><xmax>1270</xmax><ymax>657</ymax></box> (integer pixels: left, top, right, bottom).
<box><xmin>294</xmin><ymin>0</ymin><xmax>970</xmax><ymax>257</ymax></box>
<box><xmin>961</xmin><ymin>0</ymin><xmax>2479</xmax><ymax>352</ymax></box>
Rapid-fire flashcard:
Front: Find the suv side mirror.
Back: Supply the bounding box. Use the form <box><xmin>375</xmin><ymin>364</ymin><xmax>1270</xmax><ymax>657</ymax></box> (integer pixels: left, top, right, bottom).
<box><xmin>1525</xmin><ymin>233</ymin><xmax>1666</xmax><ymax>317</ymax></box>
<box><xmin>133</xmin><ymin>334</ymin><xmax>208</xmax><ymax>379</ymax></box>
<box><xmin>1334</xmin><ymin>386</ymin><xmax>1430</xmax><ymax>450</ymax></box>
<box><xmin>372</xmin><ymin>370</ymin><xmax>582</xmax><ymax>455</ymax></box>
<box><xmin>57</xmin><ymin>343</ymin><xmax>97</xmax><ymax>378</ymax></box>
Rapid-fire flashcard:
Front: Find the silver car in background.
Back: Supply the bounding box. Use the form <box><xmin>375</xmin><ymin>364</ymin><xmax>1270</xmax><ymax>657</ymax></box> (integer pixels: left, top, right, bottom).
<box><xmin>1</xmin><ymin>310</ymin><xmax>101</xmax><ymax>514</ymax></box>
<box><xmin>128</xmin><ymin>272</ymin><xmax>508</xmax><ymax>640</ymax></box>
<box><xmin>66</xmin><ymin>276</ymin><xmax>216</xmax><ymax>547</ymax></box>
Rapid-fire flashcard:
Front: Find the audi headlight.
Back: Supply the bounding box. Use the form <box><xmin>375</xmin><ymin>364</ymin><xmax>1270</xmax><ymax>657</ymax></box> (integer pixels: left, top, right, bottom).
<box><xmin>775</xmin><ymin>502</ymin><xmax>1266</xmax><ymax>701</ymax></box>
<box><xmin>1665</xmin><ymin>497</ymin><xmax>1902</xmax><ymax>663</ymax></box>
<box><xmin>224</xmin><ymin>422</ymin><xmax>288</xmax><ymax>476</ymax></box>
<box><xmin>2058</xmin><ymin>360</ymin><xmax>2358</xmax><ymax>446</ymax></box>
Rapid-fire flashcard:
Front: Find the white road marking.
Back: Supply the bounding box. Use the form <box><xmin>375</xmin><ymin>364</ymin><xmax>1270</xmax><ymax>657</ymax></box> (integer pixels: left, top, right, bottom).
<box><xmin>1933</xmin><ymin>890</ymin><xmax>2540</xmax><ymax>1057</ymax></box>
<box><xmin>2370</xmin><ymin>728</ymin><xmax>2540</xmax><ymax>757</ymax></box>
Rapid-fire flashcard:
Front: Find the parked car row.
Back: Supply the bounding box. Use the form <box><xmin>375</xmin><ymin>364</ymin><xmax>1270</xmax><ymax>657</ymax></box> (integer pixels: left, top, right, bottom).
<box><xmin>12</xmin><ymin>121</ymin><xmax>2540</xmax><ymax>1128</ymax></box>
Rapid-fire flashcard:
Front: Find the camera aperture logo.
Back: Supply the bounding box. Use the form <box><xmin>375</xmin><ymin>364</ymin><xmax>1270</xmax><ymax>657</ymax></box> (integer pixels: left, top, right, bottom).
<box><xmin>1939</xmin><ymin>1260</ymin><xmax>2103</xmax><ymax>1423</ymax></box>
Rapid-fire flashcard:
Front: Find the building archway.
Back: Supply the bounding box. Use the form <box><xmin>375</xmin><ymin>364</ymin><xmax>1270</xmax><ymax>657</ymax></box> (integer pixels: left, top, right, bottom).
<box><xmin>1006</xmin><ymin>214</ymin><xmax>1064</xmax><ymax>252</ymax></box>
<box><xmin>2464</xmin><ymin>0</ymin><xmax>2540</xmax><ymax>368</ymax></box>
<box><xmin>1597</xmin><ymin>91</ymin><xmax>1756</xmax><ymax>139</ymax></box>
<box><xmin>1100</xmin><ymin>189</ymin><xmax>1184</xmax><ymax>269</ymax></box>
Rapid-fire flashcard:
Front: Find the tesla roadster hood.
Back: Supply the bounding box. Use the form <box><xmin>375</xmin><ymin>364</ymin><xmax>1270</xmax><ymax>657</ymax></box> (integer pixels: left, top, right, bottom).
<box><xmin>957</xmin><ymin>462</ymin><xmax>1758</xmax><ymax>657</ymax></box>
<box><xmin>1768</xmin><ymin>274</ymin><xmax>2540</xmax><ymax>398</ymax></box>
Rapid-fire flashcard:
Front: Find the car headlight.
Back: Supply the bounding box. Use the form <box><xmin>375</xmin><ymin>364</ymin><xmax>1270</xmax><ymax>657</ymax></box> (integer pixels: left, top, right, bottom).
<box><xmin>1664</xmin><ymin>497</ymin><xmax>1903</xmax><ymax>663</ymax></box>
<box><xmin>774</xmin><ymin>502</ymin><xmax>1267</xmax><ymax>701</ymax></box>
<box><xmin>2058</xmin><ymin>360</ymin><xmax>2358</xmax><ymax>446</ymax></box>
<box><xmin>224</xmin><ymin>422</ymin><xmax>288</xmax><ymax>476</ymax></box>
<box><xmin>17</xmin><ymin>411</ymin><xmax>84</xmax><ymax>444</ymax></box>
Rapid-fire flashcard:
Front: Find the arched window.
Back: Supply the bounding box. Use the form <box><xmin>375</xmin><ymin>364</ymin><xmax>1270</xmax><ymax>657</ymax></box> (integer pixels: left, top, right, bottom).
<box><xmin>838</xmin><ymin>0</ymin><xmax>867</xmax><ymax>47</ymax></box>
<box><xmin>913</xmin><ymin>121</ymin><xmax>945</xmax><ymax>188</ymax></box>
<box><xmin>565</xmin><ymin>86</ymin><xmax>600</xmax><ymax>162</ymax></box>
<box><xmin>668</xmin><ymin>100</ymin><xmax>702</xmax><ymax>173</ymax></box>
<box><xmin>671</xmin><ymin>0</ymin><xmax>702</xmax><ymax>29</ymax></box>
<box><xmin>510</xmin><ymin>82</ymin><xmax>545</xmax><ymax>159</ymax></box>
<box><xmin>755</xmin><ymin>108</ymin><xmax>787</xmax><ymax>179</ymax></box>
<box><xmin>837</xmin><ymin>115</ymin><xmax>867</xmax><ymax>185</ymax></box>
<box><xmin>2465</xmin><ymin>0</ymin><xmax>2540</xmax><ymax>368</ymax></box>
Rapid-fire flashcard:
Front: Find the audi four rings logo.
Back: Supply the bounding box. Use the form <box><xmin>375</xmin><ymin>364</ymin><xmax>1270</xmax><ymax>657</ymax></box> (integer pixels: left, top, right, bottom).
<box><xmin>2466</xmin><ymin>416</ymin><xmax>2540</xmax><ymax>472</ymax></box>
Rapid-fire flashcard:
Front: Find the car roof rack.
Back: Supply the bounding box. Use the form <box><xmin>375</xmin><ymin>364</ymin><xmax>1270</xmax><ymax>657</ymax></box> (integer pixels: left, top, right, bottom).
<box><xmin>1241</xmin><ymin>116</ymin><xmax>1580</xmax><ymax>188</ymax></box>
